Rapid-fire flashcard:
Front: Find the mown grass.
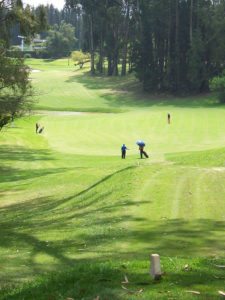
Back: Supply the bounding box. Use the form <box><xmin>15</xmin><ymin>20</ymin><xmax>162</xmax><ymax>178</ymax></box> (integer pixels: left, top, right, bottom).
<box><xmin>0</xmin><ymin>59</ymin><xmax>225</xmax><ymax>299</ymax></box>
<box><xmin>2</xmin><ymin>258</ymin><xmax>225</xmax><ymax>300</ymax></box>
<box><xmin>167</xmin><ymin>147</ymin><xmax>225</xmax><ymax>167</ymax></box>
<box><xmin>27</xmin><ymin>58</ymin><xmax>221</xmax><ymax>112</ymax></box>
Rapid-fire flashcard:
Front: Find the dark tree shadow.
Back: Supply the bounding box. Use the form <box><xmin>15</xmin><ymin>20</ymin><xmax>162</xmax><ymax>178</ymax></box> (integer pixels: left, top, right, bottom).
<box><xmin>0</xmin><ymin>146</ymin><xmax>55</xmax><ymax>162</ymax></box>
<box><xmin>0</xmin><ymin>162</ymin><xmax>224</xmax><ymax>281</ymax></box>
<box><xmin>66</xmin><ymin>72</ymin><xmax>224</xmax><ymax>109</ymax></box>
<box><xmin>1</xmin><ymin>146</ymin><xmax>225</xmax><ymax>299</ymax></box>
<box><xmin>0</xmin><ymin>145</ymin><xmax>68</xmax><ymax>184</ymax></box>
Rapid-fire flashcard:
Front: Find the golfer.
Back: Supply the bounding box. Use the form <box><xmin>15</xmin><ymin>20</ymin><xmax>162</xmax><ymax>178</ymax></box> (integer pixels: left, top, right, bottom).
<box><xmin>167</xmin><ymin>113</ymin><xmax>171</xmax><ymax>124</ymax></box>
<box><xmin>139</xmin><ymin>145</ymin><xmax>149</xmax><ymax>159</ymax></box>
<box><xmin>121</xmin><ymin>144</ymin><xmax>128</xmax><ymax>159</ymax></box>
<box><xmin>35</xmin><ymin>123</ymin><xmax>39</xmax><ymax>133</ymax></box>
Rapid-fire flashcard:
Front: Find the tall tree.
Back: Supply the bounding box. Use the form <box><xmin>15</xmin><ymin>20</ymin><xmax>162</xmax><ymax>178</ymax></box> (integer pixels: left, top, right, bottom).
<box><xmin>66</xmin><ymin>0</ymin><xmax>99</xmax><ymax>75</ymax></box>
<box><xmin>132</xmin><ymin>0</ymin><xmax>225</xmax><ymax>93</ymax></box>
<box><xmin>121</xmin><ymin>0</ymin><xmax>131</xmax><ymax>76</ymax></box>
<box><xmin>0</xmin><ymin>0</ymin><xmax>47</xmax><ymax>130</ymax></box>
<box><xmin>0</xmin><ymin>44</ymin><xmax>32</xmax><ymax>130</ymax></box>
<box><xmin>46</xmin><ymin>21</ymin><xmax>76</xmax><ymax>58</ymax></box>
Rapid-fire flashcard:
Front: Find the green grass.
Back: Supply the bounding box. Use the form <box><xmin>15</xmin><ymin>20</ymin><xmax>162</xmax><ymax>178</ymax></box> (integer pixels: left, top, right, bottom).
<box><xmin>2</xmin><ymin>258</ymin><xmax>225</xmax><ymax>300</ymax></box>
<box><xmin>27</xmin><ymin>58</ymin><xmax>221</xmax><ymax>112</ymax></box>
<box><xmin>167</xmin><ymin>147</ymin><xmax>225</xmax><ymax>167</ymax></box>
<box><xmin>0</xmin><ymin>59</ymin><xmax>225</xmax><ymax>299</ymax></box>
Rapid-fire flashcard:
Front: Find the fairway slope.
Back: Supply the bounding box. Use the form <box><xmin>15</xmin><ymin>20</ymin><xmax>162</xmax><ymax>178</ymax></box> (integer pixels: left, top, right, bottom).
<box><xmin>0</xmin><ymin>59</ymin><xmax>225</xmax><ymax>299</ymax></box>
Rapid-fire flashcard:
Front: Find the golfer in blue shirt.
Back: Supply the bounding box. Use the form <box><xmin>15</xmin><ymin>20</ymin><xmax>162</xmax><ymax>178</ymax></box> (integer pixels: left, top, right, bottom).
<box><xmin>121</xmin><ymin>144</ymin><xmax>128</xmax><ymax>159</ymax></box>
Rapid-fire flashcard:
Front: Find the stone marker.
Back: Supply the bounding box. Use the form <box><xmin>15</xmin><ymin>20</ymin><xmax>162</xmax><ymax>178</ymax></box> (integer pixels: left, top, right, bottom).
<box><xmin>150</xmin><ymin>253</ymin><xmax>162</xmax><ymax>280</ymax></box>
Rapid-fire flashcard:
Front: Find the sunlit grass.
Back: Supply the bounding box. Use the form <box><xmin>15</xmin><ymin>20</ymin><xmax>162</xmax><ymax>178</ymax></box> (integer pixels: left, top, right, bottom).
<box><xmin>0</xmin><ymin>59</ymin><xmax>225</xmax><ymax>299</ymax></box>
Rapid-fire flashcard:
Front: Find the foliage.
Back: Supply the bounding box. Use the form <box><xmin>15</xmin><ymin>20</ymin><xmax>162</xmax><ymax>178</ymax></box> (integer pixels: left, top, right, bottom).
<box><xmin>19</xmin><ymin>0</ymin><xmax>225</xmax><ymax>93</ymax></box>
<box><xmin>209</xmin><ymin>73</ymin><xmax>225</xmax><ymax>103</ymax></box>
<box><xmin>71</xmin><ymin>50</ymin><xmax>90</xmax><ymax>68</ymax></box>
<box><xmin>133</xmin><ymin>0</ymin><xmax>210</xmax><ymax>93</ymax></box>
<box><xmin>46</xmin><ymin>21</ymin><xmax>76</xmax><ymax>58</ymax></box>
<box><xmin>0</xmin><ymin>0</ymin><xmax>45</xmax><ymax>130</ymax></box>
<box><xmin>0</xmin><ymin>1</ymin><xmax>47</xmax><ymax>45</ymax></box>
<box><xmin>187</xmin><ymin>30</ymin><xmax>206</xmax><ymax>92</ymax></box>
<box><xmin>0</xmin><ymin>44</ymin><xmax>32</xmax><ymax>130</ymax></box>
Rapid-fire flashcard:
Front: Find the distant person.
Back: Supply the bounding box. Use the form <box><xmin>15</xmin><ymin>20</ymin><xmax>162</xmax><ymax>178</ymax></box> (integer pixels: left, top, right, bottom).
<box><xmin>38</xmin><ymin>126</ymin><xmax>44</xmax><ymax>134</ymax></box>
<box><xmin>139</xmin><ymin>145</ymin><xmax>149</xmax><ymax>159</ymax></box>
<box><xmin>121</xmin><ymin>144</ymin><xmax>128</xmax><ymax>159</ymax></box>
<box><xmin>167</xmin><ymin>113</ymin><xmax>171</xmax><ymax>124</ymax></box>
<box><xmin>35</xmin><ymin>123</ymin><xmax>39</xmax><ymax>133</ymax></box>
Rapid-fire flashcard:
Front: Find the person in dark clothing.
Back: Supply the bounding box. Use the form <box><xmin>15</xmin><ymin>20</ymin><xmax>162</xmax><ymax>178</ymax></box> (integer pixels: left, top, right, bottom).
<box><xmin>121</xmin><ymin>144</ymin><xmax>128</xmax><ymax>159</ymax></box>
<box><xmin>167</xmin><ymin>113</ymin><xmax>171</xmax><ymax>124</ymax></box>
<box><xmin>139</xmin><ymin>145</ymin><xmax>149</xmax><ymax>159</ymax></box>
<box><xmin>35</xmin><ymin>123</ymin><xmax>39</xmax><ymax>133</ymax></box>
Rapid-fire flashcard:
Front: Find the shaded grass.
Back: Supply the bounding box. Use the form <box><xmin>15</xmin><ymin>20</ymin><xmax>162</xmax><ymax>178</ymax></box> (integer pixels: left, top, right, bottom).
<box><xmin>26</xmin><ymin>58</ymin><xmax>223</xmax><ymax>112</ymax></box>
<box><xmin>1</xmin><ymin>258</ymin><xmax>225</xmax><ymax>300</ymax></box>
<box><xmin>69</xmin><ymin>70</ymin><xmax>222</xmax><ymax>109</ymax></box>
<box><xmin>35</xmin><ymin>105</ymin><xmax>125</xmax><ymax>113</ymax></box>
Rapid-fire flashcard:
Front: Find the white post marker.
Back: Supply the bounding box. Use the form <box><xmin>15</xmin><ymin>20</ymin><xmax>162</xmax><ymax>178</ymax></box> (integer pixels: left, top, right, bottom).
<box><xmin>150</xmin><ymin>254</ymin><xmax>162</xmax><ymax>280</ymax></box>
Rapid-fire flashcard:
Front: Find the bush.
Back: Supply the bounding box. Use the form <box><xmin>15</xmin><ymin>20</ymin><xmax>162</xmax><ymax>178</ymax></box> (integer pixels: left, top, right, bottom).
<box><xmin>209</xmin><ymin>73</ymin><xmax>225</xmax><ymax>103</ymax></box>
<box><xmin>24</xmin><ymin>53</ymin><xmax>31</xmax><ymax>58</ymax></box>
<box><xmin>71</xmin><ymin>50</ymin><xmax>90</xmax><ymax>69</ymax></box>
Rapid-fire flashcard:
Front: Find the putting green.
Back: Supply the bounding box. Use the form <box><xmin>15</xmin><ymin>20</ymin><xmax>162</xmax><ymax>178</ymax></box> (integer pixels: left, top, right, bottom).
<box><xmin>39</xmin><ymin>108</ymin><xmax>225</xmax><ymax>159</ymax></box>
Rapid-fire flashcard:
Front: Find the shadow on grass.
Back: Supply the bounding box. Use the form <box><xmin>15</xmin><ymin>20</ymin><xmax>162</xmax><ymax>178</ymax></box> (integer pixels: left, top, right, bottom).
<box><xmin>0</xmin><ymin>146</ymin><xmax>54</xmax><ymax>162</ymax></box>
<box><xmin>67</xmin><ymin>71</ymin><xmax>224</xmax><ymax>109</ymax></box>
<box><xmin>1</xmin><ymin>257</ymin><xmax>225</xmax><ymax>300</ymax></box>
<box><xmin>0</xmin><ymin>145</ymin><xmax>67</xmax><ymax>183</ymax></box>
<box><xmin>0</xmin><ymin>166</ymin><xmax>69</xmax><ymax>183</ymax></box>
<box><xmin>0</xmin><ymin>152</ymin><xmax>225</xmax><ymax>298</ymax></box>
<box><xmin>0</xmin><ymin>163</ymin><xmax>224</xmax><ymax>276</ymax></box>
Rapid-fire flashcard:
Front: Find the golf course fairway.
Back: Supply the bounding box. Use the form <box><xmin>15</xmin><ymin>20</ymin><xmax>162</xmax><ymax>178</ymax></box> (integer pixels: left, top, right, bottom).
<box><xmin>0</xmin><ymin>59</ymin><xmax>224</xmax><ymax>300</ymax></box>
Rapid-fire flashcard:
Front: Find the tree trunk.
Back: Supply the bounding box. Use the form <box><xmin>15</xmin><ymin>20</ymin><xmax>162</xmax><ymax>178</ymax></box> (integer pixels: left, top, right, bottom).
<box><xmin>175</xmin><ymin>0</ymin><xmax>179</xmax><ymax>91</ymax></box>
<box><xmin>112</xmin><ymin>26</ymin><xmax>119</xmax><ymax>76</ymax></box>
<box><xmin>121</xmin><ymin>1</ymin><xmax>130</xmax><ymax>76</ymax></box>
<box><xmin>108</xmin><ymin>55</ymin><xmax>113</xmax><ymax>76</ymax></box>
<box><xmin>166</xmin><ymin>0</ymin><xmax>172</xmax><ymax>75</ymax></box>
<box><xmin>190</xmin><ymin>0</ymin><xmax>193</xmax><ymax>44</ymax></box>
<box><xmin>78</xmin><ymin>14</ymin><xmax>83</xmax><ymax>50</ymax></box>
<box><xmin>98</xmin><ymin>29</ymin><xmax>104</xmax><ymax>74</ymax></box>
<box><xmin>112</xmin><ymin>52</ymin><xmax>119</xmax><ymax>76</ymax></box>
<box><xmin>121</xmin><ymin>43</ymin><xmax>128</xmax><ymax>76</ymax></box>
<box><xmin>89</xmin><ymin>13</ymin><xmax>95</xmax><ymax>75</ymax></box>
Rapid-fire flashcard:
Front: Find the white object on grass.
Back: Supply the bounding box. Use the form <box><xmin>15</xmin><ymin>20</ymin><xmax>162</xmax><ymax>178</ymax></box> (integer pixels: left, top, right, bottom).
<box><xmin>150</xmin><ymin>253</ymin><xmax>162</xmax><ymax>279</ymax></box>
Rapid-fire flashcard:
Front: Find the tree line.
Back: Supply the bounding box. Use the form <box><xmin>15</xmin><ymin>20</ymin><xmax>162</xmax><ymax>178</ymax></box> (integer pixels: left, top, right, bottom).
<box><xmin>9</xmin><ymin>0</ymin><xmax>225</xmax><ymax>94</ymax></box>
<box><xmin>63</xmin><ymin>0</ymin><xmax>225</xmax><ymax>93</ymax></box>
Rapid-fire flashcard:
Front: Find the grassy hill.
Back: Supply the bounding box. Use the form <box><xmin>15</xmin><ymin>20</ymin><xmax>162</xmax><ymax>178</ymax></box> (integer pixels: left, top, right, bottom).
<box><xmin>0</xmin><ymin>59</ymin><xmax>224</xmax><ymax>300</ymax></box>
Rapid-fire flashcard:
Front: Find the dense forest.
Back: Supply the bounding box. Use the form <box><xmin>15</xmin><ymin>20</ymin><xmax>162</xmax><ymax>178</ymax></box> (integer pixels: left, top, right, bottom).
<box><xmin>64</xmin><ymin>0</ymin><xmax>225</xmax><ymax>93</ymax></box>
<box><xmin>6</xmin><ymin>0</ymin><xmax>225</xmax><ymax>93</ymax></box>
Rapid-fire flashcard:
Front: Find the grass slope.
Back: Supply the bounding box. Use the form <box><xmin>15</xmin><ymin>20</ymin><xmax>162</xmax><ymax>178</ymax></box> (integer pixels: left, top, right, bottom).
<box><xmin>0</xmin><ymin>59</ymin><xmax>225</xmax><ymax>299</ymax></box>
